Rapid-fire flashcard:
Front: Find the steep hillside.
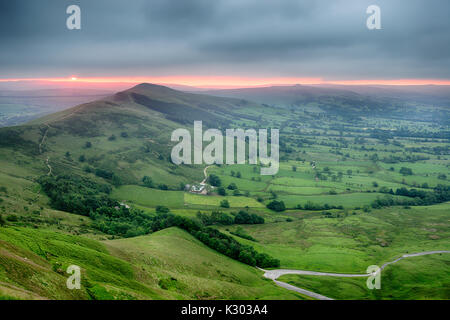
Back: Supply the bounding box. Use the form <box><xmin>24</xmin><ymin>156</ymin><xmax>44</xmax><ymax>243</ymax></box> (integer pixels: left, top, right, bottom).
<box><xmin>0</xmin><ymin>226</ymin><xmax>304</xmax><ymax>300</ymax></box>
<box><xmin>0</xmin><ymin>83</ymin><xmax>266</xmax><ymax>192</ymax></box>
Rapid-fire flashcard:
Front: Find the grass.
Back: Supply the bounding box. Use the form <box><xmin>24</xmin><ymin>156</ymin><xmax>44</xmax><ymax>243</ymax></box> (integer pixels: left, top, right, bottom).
<box><xmin>217</xmin><ymin>203</ymin><xmax>450</xmax><ymax>272</ymax></box>
<box><xmin>278</xmin><ymin>253</ymin><xmax>450</xmax><ymax>300</ymax></box>
<box><xmin>106</xmin><ymin>227</ymin><xmax>307</xmax><ymax>300</ymax></box>
<box><xmin>184</xmin><ymin>193</ymin><xmax>264</xmax><ymax>208</ymax></box>
<box><xmin>0</xmin><ymin>226</ymin><xmax>159</xmax><ymax>300</ymax></box>
<box><xmin>0</xmin><ymin>83</ymin><xmax>448</xmax><ymax>300</ymax></box>
<box><xmin>0</xmin><ymin>225</ymin><xmax>307</xmax><ymax>300</ymax></box>
<box><xmin>112</xmin><ymin>185</ymin><xmax>185</xmax><ymax>208</ymax></box>
<box><xmin>277</xmin><ymin>192</ymin><xmax>406</xmax><ymax>209</ymax></box>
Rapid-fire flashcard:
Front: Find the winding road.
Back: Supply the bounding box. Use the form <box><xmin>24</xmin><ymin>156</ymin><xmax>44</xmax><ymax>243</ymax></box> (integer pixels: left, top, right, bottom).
<box><xmin>261</xmin><ymin>250</ymin><xmax>450</xmax><ymax>300</ymax></box>
<box><xmin>200</xmin><ymin>165</ymin><xmax>212</xmax><ymax>185</ymax></box>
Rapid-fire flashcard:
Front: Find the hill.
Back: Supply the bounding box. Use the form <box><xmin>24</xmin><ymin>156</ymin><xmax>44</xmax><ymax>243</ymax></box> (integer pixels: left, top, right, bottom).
<box><xmin>0</xmin><ymin>82</ymin><xmax>448</xmax><ymax>300</ymax></box>
<box><xmin>204</xmin><ymin>85</ymin><xmax>450</xmax><ymax>123</ymax></box>
<box><xmin>0</xmin><ymin>226</ymin><xmax>304</xmax><ymax>300</ymax></box>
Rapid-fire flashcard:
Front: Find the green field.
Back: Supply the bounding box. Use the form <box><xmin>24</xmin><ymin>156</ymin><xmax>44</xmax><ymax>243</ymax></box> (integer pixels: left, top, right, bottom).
<box><xmin>112</xmin><ymin>185</ymin><xmax>185</xmax><ymax>208</ymax></box>
<box><xmin>184</xmin><ymin>193</ymin><xmax>264</xmax><ymax>208</ymax></box>
<box><xmin>219</xmin><ymin>203</ymin><xmax>450</xmax><ymax>272</ymax></box>
<box><xmin>279</xmin><ymin>254</ymin><xmax>450</xmax><ymax>300</ymax></box>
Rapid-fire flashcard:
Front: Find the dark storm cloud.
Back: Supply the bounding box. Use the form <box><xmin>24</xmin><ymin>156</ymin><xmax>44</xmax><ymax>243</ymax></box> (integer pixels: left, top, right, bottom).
<box><xmin>0</xmin><ymin>0</ymin><xmax>449</xmax><ymax>79</ymax></box>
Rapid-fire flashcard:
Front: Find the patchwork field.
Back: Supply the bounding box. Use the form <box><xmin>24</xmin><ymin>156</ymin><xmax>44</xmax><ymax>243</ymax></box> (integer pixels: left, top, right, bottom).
<box><xmin>218</xmin><ymin>203</ymin><xmax>450</xmax><ymax>272</ymax></box>
<box><xmin>0</xmin><ymin>83</ymin><xmax>448</xmax><ymax>300</ymax></box>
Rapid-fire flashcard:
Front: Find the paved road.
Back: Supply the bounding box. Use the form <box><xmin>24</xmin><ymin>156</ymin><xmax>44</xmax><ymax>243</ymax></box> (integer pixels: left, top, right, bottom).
<box><xmin>274</xmin><ymin>280</ymin><xmax>333</xmax><ymax>300</ymax></box>
<box><xmin>261</xmin><ymin>250</ymin><xmax>450</xmax><ymax>300</ymax></box>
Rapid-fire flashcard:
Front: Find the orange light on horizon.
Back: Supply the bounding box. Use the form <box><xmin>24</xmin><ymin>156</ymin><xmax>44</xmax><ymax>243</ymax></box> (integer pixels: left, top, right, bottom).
<box><xmin>0</xmin><ymin>76</ymin><xmax>450</xmax><ymax>87</ymax></box>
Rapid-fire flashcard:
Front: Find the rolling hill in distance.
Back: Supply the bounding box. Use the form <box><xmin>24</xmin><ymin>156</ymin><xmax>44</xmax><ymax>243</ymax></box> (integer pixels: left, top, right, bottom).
<box><xmin>0</xmin><ymin>83</ymin><xmax>448</xmax><ymax>300</ymax></box>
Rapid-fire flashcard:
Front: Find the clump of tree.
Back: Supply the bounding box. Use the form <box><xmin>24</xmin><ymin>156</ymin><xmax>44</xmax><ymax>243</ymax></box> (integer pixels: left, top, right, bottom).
<box><xmin>234</xmin><ymin>210</ymin><xmax>264</xmax><ymax>224</ymax></box>
<box><xmin>196</xmin><ymin>211</ymin><xmax>234</xmax><ymax>226</ymax></box>
<box><xmin>156</xmin><ymin>206</ymin><xmax>170</xmax><ymax>213</ymax></box>
<box><xmin>196</xmin><ymin>210</ymin><xmax>264</xmax><ymax>225</ymax></box>
<box><xmin>217</xmin><ymin>187</ymin><xmax>227</xmax><ymax>196</ymax></box>
<box><xmin>399</xmin><ymin>167</ymin><xmax>413</xmax><ymax>176</ymax></box>
<box><xmin>95</xmin><ymin>168</ymin><xmax>122</xmax><ymax>186</ymax></box>
<box><xmin>158</xmin><ymin>184</ymin><xmax>169</xmax><ymax>190</ymax></box>
<box><xmin>266</xmin><ymin>200</ymin><xmax>286</xmax><ymax>212</ymax></box>
<box><xmin>142</xmin><ymin>176</ymin><xmax>154</xmax><ymax>188</ymax></box>
<box><xmin>227</xmin><ymin>183</ymin><xmax>238</xmax><ymax>190</ymax></box>
<box><xmin>208</xmin><ymin>174</ymin><xmax>221</xmax><ymax>187</ymax></box>
<box><xmin>372</xmin><ymin>185</ymin><xmax>450</xmax><ymax>208</ymax></box>
<box><xmin>220</xmin><ymin>199</ymin><xmax>230</xmax><ymax>208</ymax></box>
<box><xmin>298</xmin><ymin>201</ymin><xmax>343</xmax><ymax>211</ymax></box>
<box><xmin>38</xmin><ymin>175</ymin><xmax>114</xmax><ymax>216</ymax></box>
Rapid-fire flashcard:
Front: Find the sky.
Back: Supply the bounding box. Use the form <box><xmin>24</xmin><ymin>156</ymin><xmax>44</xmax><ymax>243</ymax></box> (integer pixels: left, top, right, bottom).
<box><xmin>1</xmin><ymin>0</ymin><xmax>450</xmax><ymax>87</ymax></box>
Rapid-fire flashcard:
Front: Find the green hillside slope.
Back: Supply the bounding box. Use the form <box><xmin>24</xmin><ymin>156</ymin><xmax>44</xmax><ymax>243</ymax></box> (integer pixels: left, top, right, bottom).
<box><xmin>0</xmin><ymin>226</ymin><xmax>304</xmax><ymax>300</ymax></box>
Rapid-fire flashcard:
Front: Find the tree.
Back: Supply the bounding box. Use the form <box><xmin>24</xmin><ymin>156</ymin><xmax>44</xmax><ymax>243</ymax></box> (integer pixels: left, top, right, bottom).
<box><xmin>158</xmin><ymin>184</ymin><xmax>168</xmax><ymax>190</ymax></box>
<box><xmin>78</xmin><ymin>155</ymin><xmax>86</xmax><ymax>162</ymax></box>
<box><xmin>266</xmin><ymin>200</ymin><xmax>286</xmax><ymax>212</ymax></box>
<box><xmin>142</xmin><ymin>176</ymin><xmax>154</xmax><ymax>188</ymax></box>
<box><xmin>238</xmin><ymin>250</ymin><xmax>256</xmax><ymax>266</ymax></box>
<box><xmin>156</xmin><ymin>206</ymin><xmax>170</xmax><ymax>213</ymax></box>
<box><xmin>234</xmin><ymin>211</ymin><xmax>264</xmax><ymax>224</ymax></box>
<box><xmin>0</xmin><ymin>215</ymin><xmax>5</xmax><ymax>227</ymax></box>
<box><xmin>372</xmin><ymin>181</ymin><xmax>379</xmax><ymax>187</ymax></box>
<box><xmin>227</xmin><ymin>183</ymin><xmax>238</xmax><ymax>190</ymax></box>
<box><xmin>217</xmin><ymin>187</ymin><xmax>226</xmax><ymax>196</ymax></box>
<box><xmin>108</xmin><ymin>134</ymin><xmax>116</xmax><ymax>141</ymax></box>
<box><xmin>85</xmin><ymin>141</ymin><xmax>92</xmax><ymax>148</ymax></box>
<box><xmin>399</xmin><ymin>167</ymin><xmax>413</xmax><ymax>176</ymax></box>
<box><xmin>236</xmin><ymin>172</ymin><xmax>242</xmax><ymax>178</ymax></box>
<box><xmin>120</xmin><ymin>132</ymin><xmax>128</xmax><ymax>138</ymax></box>
<box><xmin>220</xmin><ymin>200</ymin><xmax>230</xmax><ymax>208</ymax></box>
<box><xmin>292</xmin><ymin>165</ymin><xmax>297</xmax><ymax>172</ymax></box>
<box><xmin>208</xmin><ymin>174</ymin><xmax>221</xmax><ymax>187</ymax></box>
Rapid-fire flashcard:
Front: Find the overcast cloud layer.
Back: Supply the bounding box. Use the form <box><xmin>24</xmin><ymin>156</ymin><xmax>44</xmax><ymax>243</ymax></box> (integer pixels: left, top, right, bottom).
<box><xmin>0</xmin><ymin>0</ymin><xmax>449</xmax><ymax>80</ymax></box>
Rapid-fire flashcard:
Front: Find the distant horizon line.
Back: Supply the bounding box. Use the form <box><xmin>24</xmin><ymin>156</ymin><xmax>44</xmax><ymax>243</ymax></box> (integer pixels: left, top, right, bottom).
<box><xmin>1</xmin><ymin>76</ymin><xmax>450</xmax><ymax>89</ymax></box>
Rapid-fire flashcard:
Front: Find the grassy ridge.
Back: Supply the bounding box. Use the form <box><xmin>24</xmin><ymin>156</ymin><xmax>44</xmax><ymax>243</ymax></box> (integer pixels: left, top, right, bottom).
<box><xmin>0</xmin><ymin>226</ymin><xmax>304</xmax><ymax>300</ymax></box>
